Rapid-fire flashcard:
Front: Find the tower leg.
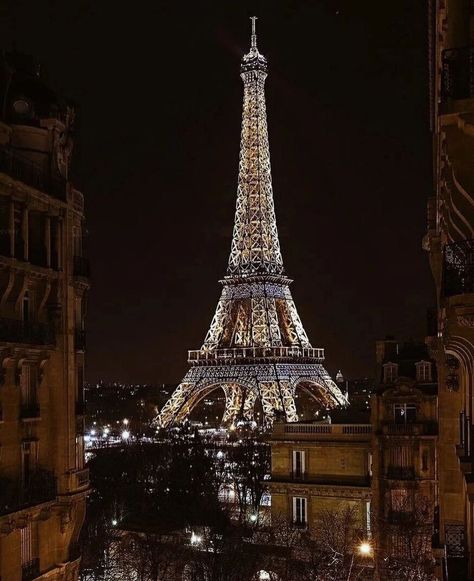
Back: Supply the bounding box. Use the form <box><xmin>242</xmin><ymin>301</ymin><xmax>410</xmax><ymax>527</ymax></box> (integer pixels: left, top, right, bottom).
<box><xmin>259</xmin><ymin>381</ymin><xmax>283</xmax><ymax>426</ymax></box>
<box><xmin>158</xmin><ymin>382</ymin><xmax>196</xmax><ymax>428</ymax></box>
<box><xmin>222</xmin><ymin>384</ymin><xmax>243</xmax><ymax>426</ymax></box>
<box><xmin>280</xmin><ymin>380</ymin><xmax>298</xmax><ymax>422</ymax></box>
<box><xmin>243</xmin><ymin>389</ymin><xmax>258</xmax><ymax>421</ymax></box>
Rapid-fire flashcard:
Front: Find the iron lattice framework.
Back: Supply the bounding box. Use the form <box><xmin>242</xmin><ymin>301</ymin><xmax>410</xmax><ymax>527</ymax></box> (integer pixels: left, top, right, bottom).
<box><xmin>158</xmin><ymin>18</ymin><xmax>346</xmax><ymax>428</ymax></box>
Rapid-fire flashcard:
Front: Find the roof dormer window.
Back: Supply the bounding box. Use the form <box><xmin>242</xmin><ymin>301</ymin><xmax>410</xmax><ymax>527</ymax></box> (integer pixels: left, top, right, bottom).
<box><xmin>383</xmin><ymin>362</ymin><xmax>398</xmax><ymax>384</ymax></box>
<box><xmin>416</xmin><ymin>360</ymin><xmax>432</xmax><ymax>383</ymax></box>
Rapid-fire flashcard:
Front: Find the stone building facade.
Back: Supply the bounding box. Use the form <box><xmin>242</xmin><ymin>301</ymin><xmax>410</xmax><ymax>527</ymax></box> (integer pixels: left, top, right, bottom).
<box><xmin>0</xmin><ymin>52</ymin><xmax>89</xmax><ymax>580</ymax></box>
<box><xmin>424</xmin><ymin>0</ymin><xmax>474</xmax><ymax>576</ymax></box>
<box><xmin>268</xmin><ymin>420</ymin><xmax>372</xmax><ymax>534</ymax></box>
<box><xmin>371</xmin><ymin>339</ymin><xmax>439</xmax><ymax>575</ymax></box>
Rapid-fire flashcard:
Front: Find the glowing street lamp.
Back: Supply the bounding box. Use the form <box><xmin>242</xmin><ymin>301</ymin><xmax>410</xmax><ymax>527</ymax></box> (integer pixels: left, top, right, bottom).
<box><xmin>121</xmin><ymin>430</ymin><xmax>130</xmax><ymax>440</ymax></box>
<box><xmin>357</xmin><ymin>541</ymin><xmax>373</xmax><ymax>557</ymax></box>
<box><xmin>123</xmin><ymin>418</ymin><xmax>129</xmax><ymax>426</ymax></box>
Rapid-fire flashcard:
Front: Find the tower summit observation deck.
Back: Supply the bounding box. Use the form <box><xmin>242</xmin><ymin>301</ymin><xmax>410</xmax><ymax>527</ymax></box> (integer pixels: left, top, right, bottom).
<box><xmin>158</xmin><ymin>18</ymin><xmax>346</xmax><ymax>428</ymax></box>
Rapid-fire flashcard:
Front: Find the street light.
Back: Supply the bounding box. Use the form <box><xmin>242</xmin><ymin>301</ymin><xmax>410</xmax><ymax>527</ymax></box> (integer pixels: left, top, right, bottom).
<box><xmin>123</xmin><ymin>418</ymin><xmax>129</xmax><ymax>426</ymax></box>
<box><xmin>358</xmin><ymin>541</ymin><xmax>372</xmax><ymax>556</ymax></box>
<box><xmin>121</xmin><ymin>430</ymin><xmax>130</xmax><ymax>440</ymax></box>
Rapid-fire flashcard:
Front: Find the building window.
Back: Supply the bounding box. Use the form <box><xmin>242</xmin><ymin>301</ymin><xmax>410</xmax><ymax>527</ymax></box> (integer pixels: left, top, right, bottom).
<box><xmin>21</xmin><ymin>523</ymin><xmax>38</xmax><ymax>578</ymax></box>
<box><xmin>292</xmin><ymin>496</ymin><xmax>307</xmax><ymax>526</ymax></box>
<box><xmin>22</xmin><ymin>290</ymin><xmax>30</xmax><ymax>322</ymax></box>
<box><xmin>421</xmin><ymin>449</ymin><xmax>429</xmax><ymax>472</ymax></box>
<box><xmin>292</xmin><ymin>450</ymin><xmax>305</xmax><ymax>478</ymax></box>
<box><xmin>366</xmin><ymin>500</ymin><xmax>372</xmax><ymax>538</ymax></box>
<box><xmin>20</xmin><ymin>364</ymin><xmax>38</xmax><ymax>410</ymax></box>
<box><xmin>416</xmin><ymin>360</ymin><xmax>432</xmax><ymax>382</ymax></box>
<box><xmin>21</xmin><ymin>440</ymin><xmax>39</xmax><ymax>487</ymax></box>
<box><xmin>383</xmin><ymin>362</ymin><xmax>398</xmax><ymax>383</ymax></box>
<box><xmin>76</xmin><ymin>434</ymin><xmax>84</xmax><ymax>470</ymax></box>
<box><xmin>394</xmin><ymin>403</ymin><xmax>417</xmax><ymax>424</ymax></box>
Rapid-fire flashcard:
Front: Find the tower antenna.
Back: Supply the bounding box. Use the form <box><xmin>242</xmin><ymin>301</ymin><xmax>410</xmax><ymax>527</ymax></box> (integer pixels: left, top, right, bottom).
<box><xmin>250</xmin><ymin>16</ymin><xmax>258</xmax><ymax>48</ymax></box>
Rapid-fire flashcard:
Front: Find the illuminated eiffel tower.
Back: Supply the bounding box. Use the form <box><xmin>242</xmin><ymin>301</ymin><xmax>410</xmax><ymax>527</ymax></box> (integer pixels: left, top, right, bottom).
<box><xmin>158</xmin><ymin>18</ymin><xmax>346</xmax><ymax>428</ymax></box>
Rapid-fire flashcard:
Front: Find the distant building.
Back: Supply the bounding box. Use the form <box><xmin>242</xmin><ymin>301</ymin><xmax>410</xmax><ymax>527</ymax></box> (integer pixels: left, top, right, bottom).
<box><xmin>371</xmin><ymin>338</ymin><xmax>439</xmax><ymax>575</ymax></box>
<box><xmin>0</xmin><ymin>53</ymin><xmax>89</xmax><ymax>579</ymax></box>
<box><xmin>268</xmin><ymin>419</ymin><xmax>372</xmax><ymax>535</ymax></box>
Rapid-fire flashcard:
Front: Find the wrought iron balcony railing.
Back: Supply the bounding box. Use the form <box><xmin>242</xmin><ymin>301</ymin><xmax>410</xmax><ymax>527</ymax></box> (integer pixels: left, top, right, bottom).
<box><xmin>386</xmin><ymin>466</ymin><xmax>416</xmax><ymax>480</ymax></box>
<box><xmin>73</xmin><ymin>255</ymin><xmax>90</xmax><ymax>278</ymax></box>
<box><xmin>443</xmin><ymin>239</ymin><xmax>474</xmax><ymax>297</ymax></box>
<box><xmin>22</xmin><ymin>558</ymin><xmax>40</xmax><ymax>581</ymax></box>
<box><xmin>442</xmin><ymin>46</ymin><xmax>474</xmax><ymax>101</ymax></box>
<box><xmin>0</xmin><ymin>318</ymin><xmax>55</xmax><ymax>345</ymax></box>
<box><xmin>383</xmin><ymin>421</ymin><xmax>438</xmax><ymax>436</ymax></box>
<box><xmin>0</xmin><ymin>469</ymin><xmax>56</xmax><ymax>516</ymax></box>
<box><xmin>188</xmin><ymin>346</ymin><xmax>325</xmax><ymax>364</ymax></box>
<box><xmin>0</xmin><ymin>149</ymin><xmax>67</xmax><ymax>201</ymax></box>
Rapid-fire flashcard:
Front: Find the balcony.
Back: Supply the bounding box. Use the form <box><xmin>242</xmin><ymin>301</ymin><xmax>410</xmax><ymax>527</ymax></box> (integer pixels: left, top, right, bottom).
<box><xmin>0</xmin><ymin>318</ymin><xmax>55</xmax><ymax>346</ymax></box>
<box><xmin>73</xmin><ymin>255</ymin><xmax>90</xmax><ymax>279</ymax></box>
<box><xmin>443</xmin><ymin>239</ymin><xmax>474</xmax><ymax>297</ymax></box>
<box><xmin>72</xmin><ymin>468</ymin><xmax>90</xmax><ymax>489</ymax></box>
<box><xmin>442</xmin><ymin>46</ymin><xmax>474</xmax><ymax>102</ymax></box>
<box><xmin>189</xmin><ymin>346</ymin><xmax>325</xmax><ymax>364</ymax></box>
<box><xmin>383</xmin><ymin>421</ymin><xmax>438</xmax><ymax>436</ymax></box>
<box><xmin>0</xmin><ymin>148</ymin><xmax>67</xmax><ymax>201</ymax></box>
<box><xmin>0</xmin><ymin>469</ymin><xmax>56</xmax><ymax>516</ymax></box>
<box><xmin>272</xmin><ymin>423</ymin><xmax>372</xmax><ymax>441</ymax></box>
<box><xmin>22</xmin><ymin>558</ymin><xmax>40</xmax><ymax>581</ymax></box>
<box><xmin>20</xmin><ymin>403</ymin><xmax>40</xmax><ymax>420</ymax></box>
<box><xmin>74</xmin><ymin>330</ymin><xmax>86</xmax><ymax>351</ymax></box>
<box><xmin>386</xmin><ymin>466</ymin><xmax>416</xmax><ymax>480</ymax></box>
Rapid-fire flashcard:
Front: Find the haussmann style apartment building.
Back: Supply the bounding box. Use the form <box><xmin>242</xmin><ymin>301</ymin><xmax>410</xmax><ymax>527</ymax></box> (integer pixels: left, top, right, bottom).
<box><xmin>0</xmin><ymin>52</ymin><xmax>89</xmax><ymax>580</ymax></box>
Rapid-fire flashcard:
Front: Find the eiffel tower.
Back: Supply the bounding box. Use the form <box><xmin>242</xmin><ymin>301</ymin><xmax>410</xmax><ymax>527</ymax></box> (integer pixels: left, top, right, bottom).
<box><xmin>158</xmin><ymin>18</ymin><xmax>346</xmax><ymax>428</ymax></box>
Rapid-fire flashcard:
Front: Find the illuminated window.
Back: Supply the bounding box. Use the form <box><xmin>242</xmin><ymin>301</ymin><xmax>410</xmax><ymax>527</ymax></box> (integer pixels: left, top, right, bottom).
<box><xmin>415</xmin><ymin>361</ymin><xmax>432</xmax><ymax>382</ymax></box>
<box><xmin>394</xmin><ymin>403</ymin><xmax>417</xmax><ymax>424</ymax></box>
<box><xmin>76</xmin><ymin>434</ymin><xmax>84</xmax><ymax>469</ymax></box>
<box><xmin>383</xmin><ymin>362</ymin><xmax>398</xmax><ymax>383</ymax></box>
<box><xmin>292</xmin><ymin>450</ymin><xmax>305</xmax><ymax>478</ymax></box>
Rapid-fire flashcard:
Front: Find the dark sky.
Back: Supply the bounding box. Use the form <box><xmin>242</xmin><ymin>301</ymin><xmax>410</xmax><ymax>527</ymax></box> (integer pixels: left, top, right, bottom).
<box><xmin>2</xmin><ymin>1</ymin><xmax>434</xmax><ymax>384</ymax></box>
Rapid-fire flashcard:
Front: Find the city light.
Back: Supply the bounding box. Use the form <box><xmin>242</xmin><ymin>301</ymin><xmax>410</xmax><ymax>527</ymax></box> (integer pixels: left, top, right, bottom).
<box><xmin>112</xmin><ymin>519</ymin><xmax>117</xmax><ymax>526</ymax></box>
<box><xmin>90</xmin><ymin>429</ymin><xmax>96</xmax><ymax>436</ymax></box>
<box><xmin>123</xmin><ymin>418</ymin><xmax>129</xmax><ymax>425</ymax></box>
<box><xmin>358</xmin><ymin>541</ymin><xmax>372</xmax><ymax>556</ymax></box>
<box><xmin>216</xmin><ymin>450</ymin><xmax>224</xmax><ymax>459</ymax></box>
<box><xmin>121</xmin><ymin>430</ymin><xmax>130</xmax><ymax>440</ymax></box>
<box><xmin>190</xmin><ymin>532</ymin><xmax>202</xmax><ymax>545</ymax></box>
<box><xmin>250</xmin><ymin>513</ymin><xmax>258</xmax><ymax>522</ymax></box>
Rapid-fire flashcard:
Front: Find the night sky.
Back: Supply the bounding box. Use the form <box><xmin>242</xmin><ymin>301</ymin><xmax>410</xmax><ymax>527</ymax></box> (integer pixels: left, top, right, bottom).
<box><xmin>2</xmin><ymin>1</ymin><xmax>434</xmax><ymax>384</ymax></box>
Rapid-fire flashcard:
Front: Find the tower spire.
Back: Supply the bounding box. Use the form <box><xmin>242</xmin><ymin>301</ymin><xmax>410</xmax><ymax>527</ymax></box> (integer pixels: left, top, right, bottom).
<box><xmin>250</xmin><ymin>16</ymin><xmax>258</xmax><ymax>49</ymax></box>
